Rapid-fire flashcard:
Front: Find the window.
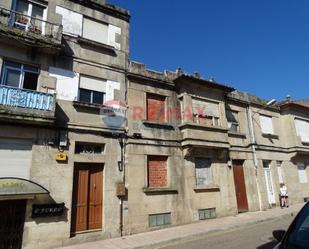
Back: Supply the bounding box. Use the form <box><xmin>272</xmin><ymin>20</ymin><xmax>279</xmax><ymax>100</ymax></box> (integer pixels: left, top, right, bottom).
<box><xmin>75</xmin><ymin>142</ymin><xmax>105</xmax><ymax>154</ymax></box>
<box><xmin>195</xmin><ymin>158</ymin><xmax>212</xmax><ymax>186</ymax></box>
<box><xmin>78</xmin><ymin>75</ymin><xmax>106</xmax><ymax>105</ymax></box>
<box><xmin>298</xmin><ymin>163</ymin><xmax>308</xmax><ymax>183</ymax></box>
<box><xmin>149</xmin><ymin>213</ymin><xmax>171</xmax><ymax>227</ymax></box>
<box><xmin>199</xmin><ymin>208</ymin><xmax>216</xmax><ymax>220</ymax></box>
<box><xmin>13</xmin><ymin>0</ymin><xmax>47</xmax><ymax>34</ymax></box>
<box><xmin>295</xmin><ymin>119</ymin><xmax>309</xmax><ymax>143</ymax></box>
<box><xmin>226</xmin><ymin>109</ymin><xmax>239</xmax><ymax>132</ymax></box>
<box><xmin>83</xmin><ymin>18</ymin><xmax>108</xmax><ymax>44</ymax></box>
<box><xmin>192</xmin><ymin>99</ymin><xmax>220</xmax><ymax>126</ymax></box>
<box><xmin>1</xmin><ymin>61</ymin><xmax>39</xmax><ymax>90</ymax></box>
<box><xmin>277</xmin><ymin>161</ymin><xmax>284</xmax><ymax>184</ymax></box>
<box><xmin>147</xmin><ymin>155</ymin><xmax>168</xmax><ymax>188</ymax></box>
<box><xmin>146</xmin><ymin>93</ymin><xmax>166</xmax><ymax>123</ymax></box>
<box><xmin>259</xmin><ymin>115</ymin><xmax>274</xmax><ymax>134</ymax></box>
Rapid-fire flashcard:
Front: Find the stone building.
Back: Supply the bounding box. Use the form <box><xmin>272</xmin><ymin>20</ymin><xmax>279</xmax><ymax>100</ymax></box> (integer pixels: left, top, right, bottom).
<box><xmin>0</xmin><ymin>0</ymin><xmax>309</xmax><ymax>249</ymax></box>
<box><xmin>0</xmin><ymin>0</ymin><xmax>129</xmax><ymax>248</ymax></box>
<box><xmin>124</xmin><ymin>61</ymin><xmax>309</xmax><ymax>234</ymax></box>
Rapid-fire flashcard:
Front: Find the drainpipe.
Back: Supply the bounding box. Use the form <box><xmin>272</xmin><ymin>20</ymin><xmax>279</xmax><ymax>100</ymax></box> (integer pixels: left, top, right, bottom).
<box><xmin>247</xmin><ymin>105</ymin><xmax>262</xmax><ymax>211</ymax></box>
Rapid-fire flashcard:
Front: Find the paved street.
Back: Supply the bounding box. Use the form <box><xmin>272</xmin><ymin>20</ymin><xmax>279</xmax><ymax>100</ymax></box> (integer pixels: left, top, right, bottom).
<box><xmin>159</xmin><ymin>216</ymin><xmax>293</xmax><ymax>249</ymax></box>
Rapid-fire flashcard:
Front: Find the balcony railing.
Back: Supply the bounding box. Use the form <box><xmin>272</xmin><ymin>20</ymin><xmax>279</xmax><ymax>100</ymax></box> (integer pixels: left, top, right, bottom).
<box><xmin>0</xmin><ymin>85</ymin><xmax>54</xmax><ymax>111</ymax></box>
<box><xmin>0</xmin><ymin>7</ymin><xmax>62</xmax><ymax>43</ymax></box>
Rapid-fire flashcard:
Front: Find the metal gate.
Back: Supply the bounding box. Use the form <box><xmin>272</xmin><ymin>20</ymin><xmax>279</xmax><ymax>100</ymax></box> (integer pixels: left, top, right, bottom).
<box><xmin>0</xmin><ymin>200</ymin><xmax>26</xmax><ymax>249</ymax></box>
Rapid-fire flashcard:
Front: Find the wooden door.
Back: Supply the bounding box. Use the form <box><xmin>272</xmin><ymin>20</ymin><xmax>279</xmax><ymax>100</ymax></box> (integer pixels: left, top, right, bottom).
<box><xmin>0</xmin><ymin>200</ymin><xmax>26</xmax><ymax>249</ymax></box>
<box><xmin>88</xmin><ymin>166</ymin><xmax>103</xmax><ymax>230</ymax></box>
<box><xmin>233</xmin><ymin>161</ymin><xmax>249</xmax><ymax>212</ymax></box>
<box><xmin>71</xmin><ymin>164</ymin><xmax>103</xmax><ymax>234</ymax></box>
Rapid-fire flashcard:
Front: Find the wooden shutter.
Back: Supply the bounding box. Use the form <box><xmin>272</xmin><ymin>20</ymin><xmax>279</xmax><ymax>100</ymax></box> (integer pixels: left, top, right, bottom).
<box><xmin>147</xmin><ymin>94</ymin><xmax>166</xmax><ymax>123</ymax></box>
<box><xmin>88</xmin><ymin>166</ymin><xmax>103</xmax><ymax>230</ymax></box>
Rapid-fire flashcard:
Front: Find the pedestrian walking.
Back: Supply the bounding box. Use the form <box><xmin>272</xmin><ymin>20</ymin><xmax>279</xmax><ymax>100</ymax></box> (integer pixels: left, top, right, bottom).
<box><xmin>279</xmin><ymin>183</ymin><xmax>289</xmax><ymax>208</ymax></box>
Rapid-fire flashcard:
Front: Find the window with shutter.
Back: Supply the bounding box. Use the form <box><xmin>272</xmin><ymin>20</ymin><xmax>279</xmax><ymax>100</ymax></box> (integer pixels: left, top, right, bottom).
<box><xmin>83</xmin><ymin>18</ymin><xmax>108</xmax><ymax>44</ymax></box>
<box><xmin>146</xmin><ymin>93</ymin><xmax>166</xmax><ymax>123</ymax></box>
<box><xmin>259</xmin><ymin>115</ymin><xmax>274</xmax><ymax>134</ymax></box>
<box><xmin>295</xmin><ymin>119</ymin><xmax>309</xmax><ymax>143</ymax></box>
<box><xmin>192</xmin><ymin>99</ymin><xmax>220</xmax><ymax>126</ymax></box>
<box><xmin>298</xmin><ymin>163</ymin><xmax>308</xmax><ymax>183</ymax></box>
<box><xmin>195</xmin><ymin>158</ymin><xmax>212</xmax><ymax>186</ymax></box>
<box><xmin>78</xmin><ymin>75</ymin><xmax>106</xmax><ymax>104</ymax></box>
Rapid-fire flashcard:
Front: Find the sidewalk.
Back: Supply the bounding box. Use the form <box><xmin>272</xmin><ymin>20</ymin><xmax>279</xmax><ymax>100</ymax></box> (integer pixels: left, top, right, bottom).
<box><xmin>56</xmin><ymin>202</ymin><xmax>305</xmax><ymax>249</ymax></box>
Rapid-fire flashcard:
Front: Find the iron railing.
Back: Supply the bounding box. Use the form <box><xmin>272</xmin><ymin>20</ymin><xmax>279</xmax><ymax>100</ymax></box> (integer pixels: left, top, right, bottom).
<box><xmin>0</xmin><ymin>7</ymin><xmax>62</xmax><ymax>42</ymax></box>
<box><xmin>0</xmin><ymin>85</ymin><xmax>54</xmax><ymax>111</ymax></box>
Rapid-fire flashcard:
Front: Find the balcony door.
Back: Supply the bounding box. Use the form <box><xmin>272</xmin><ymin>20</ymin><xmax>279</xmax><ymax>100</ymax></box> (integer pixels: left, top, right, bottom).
<box><xmin>13</xmin><ymin>0</ymin><xmax>47</xmax><ymax>34</ymax></box>
<box><xmin>1</xmin><ymin>61</ymin><xmax>39</xmax><ymax>90</ymax></box>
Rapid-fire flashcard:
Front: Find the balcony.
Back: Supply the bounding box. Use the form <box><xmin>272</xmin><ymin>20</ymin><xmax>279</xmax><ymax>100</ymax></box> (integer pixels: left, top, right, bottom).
<box><xmin>179</xmin><ymin>122</ymin><xmax>230</xmax><ymax>149</ymax></box>
<box><xmin>0</xmin><ymin>85</ymin><xmax>55</xmax><ymax>123</ymax></box>
<box><xmin>0</xmin><ymin>7</ymin><xmax>62</xmax><ymax>49</ymax></box>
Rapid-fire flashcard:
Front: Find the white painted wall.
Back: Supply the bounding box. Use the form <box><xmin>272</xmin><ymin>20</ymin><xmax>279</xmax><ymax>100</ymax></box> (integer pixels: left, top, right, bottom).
<box><xmin>105</xmin><ymin>80</ymin><xmax>120</xmax><ymax>102</ymax></box>
<box><xmin>56</xmin><ymin>6</ymin><xmax>82</xmax><ymax>37</ymax></box>
<box><xmin>49</xmin><ymin>67</ymin><xmax>79</xmax><ymax>101</ymax></box>
<box><xmin>108</xmin><ymin>24</ymin><xmax>121</xmax><ymax>50</ymax></box>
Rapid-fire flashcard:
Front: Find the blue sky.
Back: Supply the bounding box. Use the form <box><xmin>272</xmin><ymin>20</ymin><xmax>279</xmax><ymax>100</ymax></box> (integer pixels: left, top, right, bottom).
<box><xmin>109</xmin><ymin>0</ymin><xmax>309</xmax><ymax>101</ymax></box>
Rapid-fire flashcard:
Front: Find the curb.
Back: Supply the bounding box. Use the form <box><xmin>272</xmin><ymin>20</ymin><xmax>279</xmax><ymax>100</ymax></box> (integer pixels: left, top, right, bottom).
<box><xmin>132</xmin><ymin>210</ymin><xmax>297</xmax><ymax>249</ymax></box>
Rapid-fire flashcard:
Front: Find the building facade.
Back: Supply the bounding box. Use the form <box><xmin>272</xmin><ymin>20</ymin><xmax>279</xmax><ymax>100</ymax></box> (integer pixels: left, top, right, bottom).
<box><xmin>0</xmin><ymin>1</ymin><xmax>309</xmax><ymax>249</ymax></box>
<box><xmin>0</xmin><ymin>0</ymin><xmax>129</xmax><ymax>248</ymax></box>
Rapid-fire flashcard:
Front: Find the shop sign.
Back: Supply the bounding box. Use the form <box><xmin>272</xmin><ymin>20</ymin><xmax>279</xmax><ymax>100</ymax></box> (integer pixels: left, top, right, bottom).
<box><xmin>0</xmin><ymin>178</ymin><xmax>49</xmax><ymax>196</ymax></box>
<box><xmin>32</xmin><ymin>203</ymin><xmax>65</xmax><ymax>218</ymax></box>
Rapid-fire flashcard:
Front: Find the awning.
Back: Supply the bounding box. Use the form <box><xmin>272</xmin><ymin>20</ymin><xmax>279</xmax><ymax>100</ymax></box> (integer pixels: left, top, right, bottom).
<box><xmin>0</xmin><ymin>178</ymin><xmax>49</xmax><ymax>200</ymax></box>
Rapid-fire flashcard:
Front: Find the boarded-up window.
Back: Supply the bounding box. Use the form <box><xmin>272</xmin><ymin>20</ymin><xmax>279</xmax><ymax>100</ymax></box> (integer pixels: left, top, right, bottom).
<box><xmin>295</xmin><ymin>119</ymin><xmax>309</xmax><ymax>143</ymax></box>
<box><xmin>259</xmin><ymin>115</ymin><xmax>274</xmax><ymax>134</ymax></box>
<box><xmin>195</xmin><ymin>158</ymin><xmax>212</xmax><ymax>186</ymax></box>
<box><xmin>148</xmin><ymin>156</ymin><xmax>168</xmax><ymax>188</ymax></box>
<box><xmin>147</xmin><ymin>93</ymin><xmax>166</xmax><ymax>123</ymax></box>
<box><xmin>298</xmin><ymin>163</ymin><xmax>308</xmax><ymax>183</ymax></box>
<box><xmin>226</xmin><ymin>110</ymin><xmax>239</xmax><ymax>132</ymax></box>
<box><xmin>83</xmin><ymin>18</ymin><xmax>108</xmax><ymax>44</ymax></box>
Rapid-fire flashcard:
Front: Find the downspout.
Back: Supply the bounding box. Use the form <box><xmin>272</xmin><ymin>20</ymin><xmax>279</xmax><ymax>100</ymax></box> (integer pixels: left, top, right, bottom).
<box><xmin>119</xmin><ymin>53</ymin><xmax>130</xmax><ymax>237</ymax></box>
<box><xmin>247</xmin><ymin>105</ymin><xmax>262</xmax><ymax>211</ymax></box>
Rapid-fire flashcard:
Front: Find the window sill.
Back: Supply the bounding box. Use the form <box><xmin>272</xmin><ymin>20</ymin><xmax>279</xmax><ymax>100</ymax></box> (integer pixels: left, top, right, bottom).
<box><xmin>227</xmin><ymin>131</ymin><xmax>247</xmax><ymax>138</ymax></box>
<box><xmin>194</xmin><ymin>185</ymin><xmax>220</xmax><ymax>192</ymax></box>
<box><xmin>178</xmin><ymin>122</ymin><xmax>228</xmax><ymax>132</ymax></box>
<box><xmin>142</xmin><ymin>120</ymin><xmax>175</xmax><ymax>130</ymax></box>
<box><xmin>262</xmin><ymin>133</ymin><xmax>279</xmax><ymax>139</ymax></box>
<box><xmin>73</xmin><ymin>101</ymin><xmax>104</xmax><ymax>109</ymax></box>
<box><xmin>77</xmin><ymin>36</ymin><xmax>116</xmax><ymax>52</ymax></box>
<box><xmin>143</xmin><ymin>187</ymin><xmax>178</xmax><ymax>195</ymax></box>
